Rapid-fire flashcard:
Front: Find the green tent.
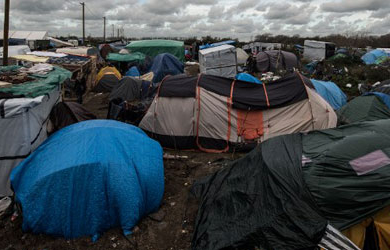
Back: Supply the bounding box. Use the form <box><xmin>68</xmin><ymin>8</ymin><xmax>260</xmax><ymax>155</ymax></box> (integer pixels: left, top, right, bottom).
<box><xmin>303</xmin><ymin>119</ymin><xmax>390</xmax><ymax>230</ymax></box>
<box><xmin>125</xmin><ymin>40</ymin><xmax>185</xmax><ymax>62</ymax></box>
<box><xmin>0</xmin><ymin>65</ymin><xmax>72</xmax><ymax>98</ymax></box>
<box><xmin>337</xmin><ymin>95</ymin><xmax>390</xmax><ymax>125</ymax></box>
<box><xmin>106</xmin><ymin>52</ymin><xmax>146</xmax><ymax>63</ymax></box>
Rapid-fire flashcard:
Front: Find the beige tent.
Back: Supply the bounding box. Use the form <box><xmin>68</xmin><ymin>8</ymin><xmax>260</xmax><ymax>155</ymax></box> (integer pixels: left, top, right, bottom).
<box><xmin>236</xmin><ymin>47</ymin><xmax>249</xmax><ymax>65</ymax></box>
<box><xmin>139</xmin><ymin>72</ymin><xmax>337</xmax><ymax>152</ymax></box>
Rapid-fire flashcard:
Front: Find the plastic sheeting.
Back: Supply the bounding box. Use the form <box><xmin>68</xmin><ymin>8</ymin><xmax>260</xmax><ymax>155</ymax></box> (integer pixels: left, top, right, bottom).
<box><xmin>311</xmin><ymin>79</ymin><xmax>347</xmax><ymax>110</ymax></box>
<box><xmin>126</xmin><ymin>40</ymin><xmax>185</xmax><ymax>62</ymax></box>
<box><xmin>126</xmin><ymin>66</ymin><xmax>140</xmax><ymax>77</ymax></box>
<box><xmin>236</xmin><ymin>73</ymin><xmax>262</xmax><ymax>84</ymax></box>
<box><xmin>364</xmin><ymin>92</ymin><xmax>390</xmax><ymax>109</ymax></box>
<box><xmin>106</xmin><ymin>52</ymin><xmax>146</xmax><ymax>63</ymax></box>
<box><xmin>191</xmin><ymin>134</ymin><xmax>327</xmax><ymax>250</ymax></box>
<box><xmin>149</xmin><ymin>53</ymin><xmax>184</xmax><ymax>83</ymax></box>
<box><xmin>199</xmin><ymin>45</ymin><xmax>237</xmax><ymax>78</ymax></box>
<box><xmin>361</xmin><ymin>49</ymin><xmax>389</xmax><ymax>65</ymax></box>
<box><xmin>11</xmin><ymin>120</ymin><xmax>164</xmax><ymax>240</ymax></box>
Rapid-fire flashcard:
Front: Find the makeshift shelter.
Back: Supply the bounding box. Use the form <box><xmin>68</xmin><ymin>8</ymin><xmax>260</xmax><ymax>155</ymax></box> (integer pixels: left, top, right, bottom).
<box><xmin>56</xmin><ymin>47</ymin><xmax>98</xmax><ymax>56</ymax></box>
<box><xmin>365</xmin><ymin>79</ymin><xmax>390</xmax><ymax>95</ymax></box>
<box><xmin>108</xmin><ymin>77</ymin><xmax>155</xmax><ymax>123</ymax></box>
<box><xmin>93</xmin><ymin>66</ymin><xmax>121</xmax><ymax>93</ymax></box>
<box><xmin>149</xmin><ymin>53</ymin><xmax>184</xmax><ymax>83</ymax></box>
<box><xmin>48</xmin><ymin>102</ymin><xmax>96</xmax><ymax>133</ymax></box>
<box><xmin>256</xmin><ymin>50</ymin><xmax>298</xmax><ymax>73</ymax></box>
<box><xmin>192</xmin><ymin>119</ymin><xmax>390</xmax><ymax>250</ymax></box>
<box><xmin>126</xmin><ymin>40</ymin><xmax>185</xmax><ymax>62</ymax></box>
<box><xmin>199</xmin><ymin>45</ymin><xmax>238</xmax><ymax>78</ymax></box>
<box><xmin>0</xmin><ymin>65</ymin><xmax>72</xmax><ymax>196</ymax></box>
<box><xmin>139</xmin><ymin>72</ymin><xmax>337</xmax><ymax>152</ymax></box>
<box><xmin>310</xmin><ymin>79</ymin><xmax>347</xmax><ymax>110</ymax></box>
<box><xmin>99</xmin><ymin>44</ymin><xmax>114</xmax><ymax>59</ymax></box>
<box><xmin>236</xmin><ymin>47</ymin><xmax>249</xmax><ymax>65</ymax></box>
<box><xmin>303</xmin><ymin>40</ymin><xmax>336</xmax><ymax>61</ymax></box>
<box><xmin>11</xmin><ymin>120</ymin><xmax>164</xmax><ymax>240</ymax></box>
<box><xmin>337</xmin><ymin>95</ymin><xmax>390</xmax><ymax>125</ymax></box>
<box><xmin>236</xmin><ymin>73</ymin><xmax>262</xmax><ymax>84</ymax></box>
<box><xmin>361</xmin><ymin>49</ymin><xmax>389</xmax><ymax>65</ymax></box>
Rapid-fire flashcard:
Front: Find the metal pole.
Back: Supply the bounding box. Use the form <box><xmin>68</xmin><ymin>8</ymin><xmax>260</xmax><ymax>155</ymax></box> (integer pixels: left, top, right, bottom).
<box><xmin>103</xmin><ymin>17</ymin><xmax>106</xmax><ymax>42</ymax></box>
<box><xmin>81</xmin><ymin>2</ymin><xmax>85</xmax><ymax>45</ymax></box>
<box><xmin>3</xmin><ymin>0</ymin><xmax>10</xmax><ymax>66</ymax></box>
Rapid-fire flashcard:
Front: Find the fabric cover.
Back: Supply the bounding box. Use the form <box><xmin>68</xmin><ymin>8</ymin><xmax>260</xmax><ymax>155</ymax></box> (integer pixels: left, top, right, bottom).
<box><xmin>11</xmin><ymin>120</ymin><xmax>164</xmax><ymax>239</ymax></box>
<box><xmin>109</xmin><ymin>77</ymin><xmax>152</xmax><ymax>102</ymax></box>
<box><xmin>199</xmin><ymin>45</ymin><xmax>237</xmax><ymax>78</ymax></box>
<box><xmin>191</xmin><ymin>134</ymin><xmax>328</xmax><ymax>250</ymax></box>
<box><xmin>236</xmin><ymin>47</ymin><xmax>249</xmax><ymax>65</ymax></box>
<box><xmin>236</xmin><ymin>73</ymin><xmax>262</xmax><ymax>84</ymax></box>
<box><xmin>311</xmin><ymin>79</ymin><xmax>347</xmax><ymax>110</ymax></box>
<box><xmin>303</xmin><ymin>40</ymin><xmax>335</xmax><ymax>61</ymax></box>
<box><xmin>365</xmin><ymin>92</ymin><xmax>390</xmax><ymax>109</ymax></box>
<box><xmin>337</xmin><ymin>95</ymin><xmax>390</xmax><ymax>125</ymax></box>
<box><xmin>256</xmin><ymin>50</ymin><xmax>298</xmax><ymax>73</ymax></box>
<box><xmin>126</xmin><ymin>40</ymin><xmax>185</xmax><ymax>62</ymax></box>
<box><xmin>149</xmin><ymin>53</ymin><xmax>184</xmax><ymax>83</ymax></box>
<box><xmin>93</xmin><ymin>67</ymin><xmax>122</xmax><ymax>93</ymax></box>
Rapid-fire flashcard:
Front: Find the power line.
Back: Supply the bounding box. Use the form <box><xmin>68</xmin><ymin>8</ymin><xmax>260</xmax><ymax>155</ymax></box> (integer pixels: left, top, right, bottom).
<box><xmin>85</xmin><ymin>4</ymin><xmax>100</xmax><ymax>19</ymax></box>
<box><xmin>64</xmin><ymin>0</ymin><xmax>78</xmax><ymax>6</ymax></box>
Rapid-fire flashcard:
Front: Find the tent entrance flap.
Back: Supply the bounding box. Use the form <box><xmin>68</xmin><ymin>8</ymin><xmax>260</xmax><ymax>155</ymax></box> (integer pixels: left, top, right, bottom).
<box><xmin>237</xmin><ymin>110</ymin><xmax>263</xmax><ymax>141</ymax></box>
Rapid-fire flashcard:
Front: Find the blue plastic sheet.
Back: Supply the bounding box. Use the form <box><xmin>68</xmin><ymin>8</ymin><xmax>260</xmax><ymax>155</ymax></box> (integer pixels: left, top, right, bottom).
<box><xmin>311</xmin><ymin>79</ymin><xmax>347</xmax><ymax>110</ymax></box>
<box><xmin>236</xmin><ymin>73</ymin><xmax>262</xmax><ymax>84</ymax></box>
<box><xmin>11</xmin><ymin>120</ymin><xmax>164</xmax><ymax>240</ymax></box>
<box><xmin>361</xmin><ymin>49</ymin><xmax>388</xmax><ymax>65</ymax></box>
<box><xmin>126</xmin><ymin>66</ymin><xmax>141</xmax><ymax>77</ymax></box>
<box><xmin>364</xmin><ymin>92</ymin><xmax>390</xmax><ymax>110</ymax></box>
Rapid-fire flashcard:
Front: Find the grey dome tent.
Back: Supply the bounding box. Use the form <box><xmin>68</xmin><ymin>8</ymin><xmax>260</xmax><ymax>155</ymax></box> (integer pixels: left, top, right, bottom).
<box><xmin>256</xmin><ymin>50</ymin><xmax>299</xmax><ymax>73</ymax></box>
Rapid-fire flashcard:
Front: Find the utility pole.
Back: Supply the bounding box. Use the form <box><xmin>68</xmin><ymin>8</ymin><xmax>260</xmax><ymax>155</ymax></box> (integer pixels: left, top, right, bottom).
<box><xmin>103</xmin><ymin>17</ymin><xmax>106</xmax><ymax>42</ymax></box>
<box><xmin>117</xmin><ymin>29</ymin><xmax>119</xmax><ymax>38</ymax></box>
<box><xmin>80</xmin><ymin>2</ymin><xmax>85</xmax><ymax>45</ymax></box>
<box><xmin>3</xmin><ymin>0</ymin><xmax>10</xmax><ymax>66</ymax></box>
<box><xmin>112</xmin><ymin>24</ymin><xmax>114</xmax><ymax>39</ymax></box>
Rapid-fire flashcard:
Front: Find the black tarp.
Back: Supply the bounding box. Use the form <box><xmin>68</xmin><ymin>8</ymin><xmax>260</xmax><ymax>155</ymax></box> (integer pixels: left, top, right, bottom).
<box><xmin>158</xmin><ymin>72</ymin><xmax>308</xmax><ymax>110</ymax></box>
<box><xmin>93</xmin><ymin>74</ymin><xmax>120</xmax><ymax>93</ymax></box>
<box><xmin>191</xmin><ymin>134</ymin><xmax>327</xmax><ymax>250</ymax></box>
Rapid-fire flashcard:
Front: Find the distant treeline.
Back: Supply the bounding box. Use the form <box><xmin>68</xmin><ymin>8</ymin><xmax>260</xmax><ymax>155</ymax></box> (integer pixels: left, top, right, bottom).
<box><xmin>58</xmin><ymin>33</ymin><xmax>390</xmax><ymax>49</ymax></box>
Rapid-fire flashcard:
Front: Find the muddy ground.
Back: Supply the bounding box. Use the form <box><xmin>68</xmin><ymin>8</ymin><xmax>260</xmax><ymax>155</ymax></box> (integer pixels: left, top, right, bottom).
<box><xmin>0</xmin><ymin>92</ymin><xmax>242</xmax><ymax>250</ymax></box>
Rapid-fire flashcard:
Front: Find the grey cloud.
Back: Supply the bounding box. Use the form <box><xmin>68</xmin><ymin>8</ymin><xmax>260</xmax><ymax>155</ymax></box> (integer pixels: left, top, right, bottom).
<box><xmin>321</xmin><ymin>0</ymin><xmax>390</xmax><ymax>13</ymax></box>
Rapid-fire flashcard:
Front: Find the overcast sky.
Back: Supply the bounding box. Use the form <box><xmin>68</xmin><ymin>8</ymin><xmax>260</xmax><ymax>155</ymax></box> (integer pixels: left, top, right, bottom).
<box><xmin>0</xmin><ymin>0</ymin><xmax>389</xmax><ymax>41</ymax></box>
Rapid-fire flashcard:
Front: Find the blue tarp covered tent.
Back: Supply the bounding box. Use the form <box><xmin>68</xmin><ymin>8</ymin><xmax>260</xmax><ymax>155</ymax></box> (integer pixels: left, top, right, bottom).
<box><xmin>236</xmin><ymin>73</ymin><xmax>262</xmax><ymax>84</ymax></box>
<box><xmin>199</xmin><ymin>40</ymin><xmax>236</xmax><ymax>50</ymax></box>
<box><xmin>361</xmin><ymin>49</ymin><xmax>388</xmax><ymax>65</ymax></box>
<box><xmin>11</xmin><ymin>120</ymin><xmax>164</xmax><ymax>240</ymax></box>
<box><xmin>149</xmin><ymin>53</ymin><xmax>184</xmax><ymax>83</ymax></box>
<box><xmin>126</xmin><ymin>66</ymin><xmax>141</xmax><ymax>77</ymax></box>
<box><xmin>311</xmin><ymin>79</ymin><xmax>347</xmax><ymax>110</ymax></box>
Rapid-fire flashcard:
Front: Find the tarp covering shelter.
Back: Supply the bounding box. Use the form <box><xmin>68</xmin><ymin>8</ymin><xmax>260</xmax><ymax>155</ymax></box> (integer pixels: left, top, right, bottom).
<box><xmin>139</xmin><ymin>72</ymin><xmax>336</xmax><ymax>152</ymax></box>
<box><xmin>126</xmin><ymin>40</ymin><xmax>185</xmax><ymax>62</ymax></box>
<box><xmin>302</xmin><ymin>119</ymin><xmax>390</xmax><ymax>247</ymax></box>
<box><xmin>361</xmin><ymin>49</ymin><xmax>389</xmax><ymax>65</ymax></box>
<box><xmin>149</xmin><ymin>53</ymin><xmax>184</xmax><ymax>83</ymax></box>
<box><xmin>311</xmin><ymin>79</ymin><xmax>347</xmax><ymax>110</ymax></box>
<box><xmin>256</xmin><ymin>50</ymin><xmax>298</xmax><ymax>73</ymax></box>
<box><xmin>199</xmin><ymin>45</ymin><xmax>237</xmax><ymax>78</ymax></box>
<box><xmin>192</xmin><ymin>119</ymin><xmax>390</xmax><ymax>249</ymax></box>
<box><xmin>337</xmin><ymin>95</ymin><xmax>390</xmax><ymax>125</ymax></box>
<box><xmin>364</xmin><ymin>79</ymin><xmax>390</xmax><ymax>95</ymax></box>
<box><xmin>48</xmin><ymin>102</ymin><xmax>96</xmax><ymax>133</ymax></box>
<box><xmin>236</xmin><ymin>73</ymin><xmax>262</xmax><ymax>84</ymax></box>
<box><xmin>11</xmin><ymin>120</ymin><xmax>164</xmax><ymax>240</ymax></box>
<box><xmin>126</xmin><ymin>66</ymin><xmax>140</xmax><ymax>77</ymax></box>
<box><xmin>93</xmin><ymin>66</ymin><xmax>121</xmax><ymax>93</ymax></box>
<box><xmin>106</xmin><ymin>52</ymin><xmax>146</xmax><ymax>63</ymax></box>
<box><xmin>0</xmin><ymin>66</ymin><xmax>72</xmax><ymax>196</ymax></box>
<box><xmin>191</xmin><ymin>132</ymin><xmax>359</xmax><ymax>250</ymax></box>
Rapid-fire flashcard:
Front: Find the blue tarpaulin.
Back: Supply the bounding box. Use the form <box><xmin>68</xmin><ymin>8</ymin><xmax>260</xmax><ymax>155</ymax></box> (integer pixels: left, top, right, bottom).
<box><xmin>149</xmin><ymin>53</ymin><xmax>184</xmax><ymax>83</ymax></box>
<box><xmin>236</xmin><ymin>73</ymin><xmax>262</xmax><ymax>84</ymax></box>
<box><xmin>11</xmin><ymin>120</ymin><xmax>164</xmax><ymax>240</ymax></box>
<box><xmin>199</xmin><ymin>40</ymin><xmax>236</xmax><ymax>50</ymax></box>
<box><xmin>311</xmin><ymin>79</ymin><xmax>347</xmax><ymax>110</ymax></box>
<box><xmin>126</xmin><ymin>66</ymin><xmax>141</xmax><ymax>77</ymax></box>
<box><xmin>361</xmin><ymin>49</ymin><xmax>388</xmax><ymax>65</ymax></box>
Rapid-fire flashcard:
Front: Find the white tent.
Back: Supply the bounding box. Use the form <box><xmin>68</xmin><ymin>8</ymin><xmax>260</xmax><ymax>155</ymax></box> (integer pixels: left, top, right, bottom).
<box><xmin>199</xmin><ymin>45</ymin><xmax>237</xmax><ymax>78</ymax></box>
<box><xmin>236</xmin><ymin>48</ymin><xmax>249</xmax><ymax>65</ymax></box>
<box><xmin>0</xmin><ymin>31</ymin><xmax>48</xmax><ymax>41</ymax></box>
